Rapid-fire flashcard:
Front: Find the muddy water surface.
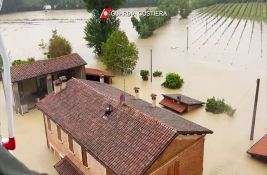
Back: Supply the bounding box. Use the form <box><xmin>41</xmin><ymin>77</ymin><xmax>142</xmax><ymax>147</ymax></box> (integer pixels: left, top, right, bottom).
<box><xmin>0</xmin><ymin>9</ymin><xmax>267</xmax><ymax>175</ymax></box>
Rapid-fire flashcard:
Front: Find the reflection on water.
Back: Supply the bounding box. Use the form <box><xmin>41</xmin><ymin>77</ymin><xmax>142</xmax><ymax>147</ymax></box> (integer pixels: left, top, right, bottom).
<box><xmin>0</xmin><ymin>9</ymin><xmax>267</xmax><ymax>175</ymax></box>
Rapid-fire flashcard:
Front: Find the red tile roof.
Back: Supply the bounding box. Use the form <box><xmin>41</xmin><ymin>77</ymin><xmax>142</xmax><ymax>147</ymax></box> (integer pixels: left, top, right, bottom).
<box><xmin>162</xmin><ymin>94</ymin><xmax>205</xmax><ymax>105</ymax></box>
<box><xmin>83</xmin><ymin>81</ymin><xmax>212</xmax><ymax>135</ymax></box>
<box><xmin>54</xmin><ymin>157</ymin><xmax>85</xmax><ymax>175</ymax></box>
<box><xmin>159</xmin><ymin>98</ymin><xmax>187</xmax><ymax>113</ymax></box>
<box><xmin>37</xmin><ymin>78</ymin><xmax>212</xmax><ymax>175</ymax></box>
<box><xmin>247</xmin><ymin>134</ymin><xmax>267</xmax><ymax>159</ymax></box>
<box><xmin>85</xmin><ymin>68</ymin><xmax>114</xmax><ymax>77</ymax></box>
<box><xmin>37</xmin><ymin>78</ymin><xmax>176</xmax><ymax>175</ymax></box>
<box><xmin>11</xmin><ymin>53</ymin><xmax>86</xmax><ymax>82</ymax></box>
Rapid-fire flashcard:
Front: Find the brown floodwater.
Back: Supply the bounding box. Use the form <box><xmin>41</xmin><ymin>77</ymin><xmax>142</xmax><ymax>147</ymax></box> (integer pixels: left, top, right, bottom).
<box><xmin>0</xmin><ymin>9</ymin><xmax>267</xmax><ymax>175</ymax></box>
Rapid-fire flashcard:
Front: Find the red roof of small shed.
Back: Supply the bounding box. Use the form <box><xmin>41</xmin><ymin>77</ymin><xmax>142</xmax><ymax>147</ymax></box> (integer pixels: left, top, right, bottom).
<box><xmin>85</xmin><ymin>68</ymin><xmax>114</xmax><ymax>77</ymax></box>
<box><xmin>162</xmin><ymin>94</ymin><xmax>205</xmax><ymax>105</ymax></box>
<box><xmin>247</xmin><ymin>134</ymin><xmax>267</xmax><ymax>159</ymax></box>
<box><xmin>159</xmin><ymin>98</ymin><xmax>187</xmax><ymax>113</ymax></box>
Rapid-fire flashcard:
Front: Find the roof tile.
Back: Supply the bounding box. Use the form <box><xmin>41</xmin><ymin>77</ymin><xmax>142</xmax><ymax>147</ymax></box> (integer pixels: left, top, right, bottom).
<box><xmin>11</xmin><ymin>53</ymin><xmax>86</xmax><ymax>82</ymax></box>
<box><xmin>37</xmin><ymin>78</ymin><xmax>176</xmax><ymax>175</ymax></box>
<box><xmin>54</xmin><ymin>157</ymin><xmax>85</xmax><ymax>175</ymax></box>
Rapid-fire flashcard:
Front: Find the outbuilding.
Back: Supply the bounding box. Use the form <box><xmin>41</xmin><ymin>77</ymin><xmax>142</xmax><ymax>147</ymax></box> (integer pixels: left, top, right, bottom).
<box><xmin>160</xmin><ymin>94</ymin><xmax>205</xmax><ymax>114</ymax></box>
<box><xmin>37</xmin><ymin>78</ymin><xmax>213</xmax><ymax>175</ymax></box>
<box><xmin>11</xmin><ymin>53</ymin><xmax>86</xmax><ymax>114</ymax></box>
<box><xmin>85</xmin><ymin>68</ymin><xmax>114</xmax><ymax>84</ymax></box>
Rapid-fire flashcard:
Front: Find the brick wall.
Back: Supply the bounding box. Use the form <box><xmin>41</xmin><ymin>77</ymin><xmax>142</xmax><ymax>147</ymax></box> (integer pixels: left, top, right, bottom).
<box><xmin>87</xmin><ymin>153</ymin><xmax>107</xmax><ymax>175</ymax></box>
<box><xmin>147</xmin><ymin>135</ymin><xmax>205</xmax><ymax>175</ymax></box>
<box><xmin>43</xmin><ymin>114</ymin><xmax>206</xmax><ymax>175</ymax></box>
<box><xmin>44</xmin><ymin>115</ymin><xmax>107</xmax><ymax>175</ymax></box>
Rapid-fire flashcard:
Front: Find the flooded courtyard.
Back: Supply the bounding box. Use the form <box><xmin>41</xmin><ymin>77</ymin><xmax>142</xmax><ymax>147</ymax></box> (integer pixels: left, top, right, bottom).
<box><xmin>0</xmin><ymin>9</ymin><xmax>267</xmax><ymax>175</ymax></box>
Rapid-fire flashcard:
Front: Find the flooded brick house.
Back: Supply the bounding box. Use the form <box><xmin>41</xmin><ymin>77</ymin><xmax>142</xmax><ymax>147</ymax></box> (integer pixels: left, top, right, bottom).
<box><xmin>37</xmin><ymin>78</ymin><xmax>213</xmax><ymax>175</ymax></box>
<box><xmin>11</xmin><ymin>53</ymin><xmax>86</xmax><ymax>114</ymax></box>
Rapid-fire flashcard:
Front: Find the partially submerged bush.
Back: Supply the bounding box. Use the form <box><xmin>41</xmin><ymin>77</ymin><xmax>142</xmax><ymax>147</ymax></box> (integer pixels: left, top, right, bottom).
<box><xmin>12</xmin><ymin>58</ymin><xmax>35</xmax><ymax>66</ymax></box>
<box><xmin>140</xmin><ymin>70</ymin><xmax>149</xmax><ymax>81</ymax></box>
<box><xmin>153</xmin><ymin>70</ymin><xmax>162</xmax><ymax>77</ymax></box>
<box><xmin>206</xmin><ymin>97</ymin><xmax>236</xmax><ymax>117</ymax></box>
<box><xmin>162</xmin><ymin>73</ymin><xmax>184</xmax><ymax>89</ymax></box>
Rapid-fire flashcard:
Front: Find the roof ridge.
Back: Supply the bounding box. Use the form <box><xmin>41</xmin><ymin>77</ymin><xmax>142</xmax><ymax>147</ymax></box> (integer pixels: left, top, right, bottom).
<box><xmin>73</xmin><ymin>78</ymin><xmax>177</xmax><ymax>133</ymax></box>
<box><xmin>72</xmin><ymin>77</ymin><xmax>117</xmax><ymax>103</ymax></box>
<box><xmin>11</xmin><ymin>53</ymin><xmax>79</xmax><ymax>69</ymax></box>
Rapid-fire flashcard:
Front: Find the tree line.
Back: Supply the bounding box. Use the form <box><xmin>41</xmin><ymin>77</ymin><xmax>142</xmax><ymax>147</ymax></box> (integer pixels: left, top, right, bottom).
<box><xmin>131</xmin><ymin>0</ymin><xmax>191</xmax><ymax>38</ymax></box>
<box><xmin>0</xmin><ymin>0</ymin><xmax>85</xmax><ymax>14</ymax></box>
<box><xmin>0</xmin><ymin>0</ymin><xmax>159</xmax><ymax>14</ymax></box>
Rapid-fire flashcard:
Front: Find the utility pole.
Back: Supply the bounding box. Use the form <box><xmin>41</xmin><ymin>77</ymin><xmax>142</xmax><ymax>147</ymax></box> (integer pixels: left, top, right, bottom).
<box><xmin>250</xmin><ymin>78</ymin><xmax>260</xmax><ymax>141</ymax></box>
<box><xmin>117</xmin><ymin>43</ymin><xmax>127</xmax><ymax>104</ymax></box>
<box><xmin>150</xmin><ymin>49</ymin><xmax>153</xmax><ymax>82</ymax></box>
<box><xmin>186</xmin><ymin>27</ymin><xmax>189</xmax><ymax>51</ymax></box>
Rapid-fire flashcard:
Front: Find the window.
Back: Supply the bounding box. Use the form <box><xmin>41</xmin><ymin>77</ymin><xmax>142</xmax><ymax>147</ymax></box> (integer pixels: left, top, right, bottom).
<box><xmin>81</xmin><ymin>147</ymin><xmax>88</xmax><ymax>167</ymax></box>
<box><xmin>57</xmin><ymin>125</ymin><xmax>62</xmax><ymax>141</ymax></box>
<box><xmin>47</xmin><ymin>118</ymin><xmax>51</xmax><ymax>131</ymax></box>
<box><xmin>68</xmin><ymin>135</ymin><xmax>74</xmax><ymax>153</ymax></box>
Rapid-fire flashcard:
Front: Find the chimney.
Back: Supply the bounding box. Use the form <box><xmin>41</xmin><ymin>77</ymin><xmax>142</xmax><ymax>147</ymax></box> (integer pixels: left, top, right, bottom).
<box><xmin>151</xmin><ymin>93</ymin><xmax>157</xmax><ymax>107</ymax></box>
<box><xmin>53</xmin><ymin>79</ymin><xmax>62</xmax><ymax>94</ymax></box>
<box><xmin>119</xmin><ymin>93</ymin><xmax>125</xmax><ymax>106</ymax></box>
<box><xmin>134</xmin><ymin>87</ymin><xmax>140</xmax><ymax>99</ymax></box>
<box><xmin>177</xmin><ymin>95</ymin><xmax>182</xmax><ymax>103</ymax></box>
<box><xmin>59</xmin><ymin>76</ymin><xmax>67</xmax><ymax>90</ymax></box>
<box><xmin>99</xmin><ymin>74</ymin><xmax>104</xmax><ymax>84</ymax></box>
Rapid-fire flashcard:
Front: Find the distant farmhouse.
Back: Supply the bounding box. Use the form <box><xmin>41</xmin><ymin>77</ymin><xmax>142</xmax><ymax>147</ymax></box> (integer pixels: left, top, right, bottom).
<box><xmin>11</xmin><ymin>53</ymin><xmax>86</xmax><ymax>114</ymax></box>
<box><xmin>37</xmin><ymin>78</ymin><xmax>213</xmax><ymax>175</ymax></box>
<box><xmin>43</xmin><ymin>5</ymin><xmax>52</xmax><ymax>10</ymax></box>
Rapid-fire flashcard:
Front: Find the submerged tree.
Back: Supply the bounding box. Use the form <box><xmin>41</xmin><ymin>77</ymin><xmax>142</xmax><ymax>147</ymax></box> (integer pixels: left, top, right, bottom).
<box><xmin>162</xmin><ymin>73</ymin><xmax>184</xmax><ymax>89</ymax></box>
<box><xmin>206</xmin><ymin>97</ymin><xmax>236</xmax><ymax>117</ymax></box>
<box><xmin>131</xmin><ymin>0</ymin><xmax>180</xmax><ymax>38</ymax></box>
<box><xmin>12</xmin><ymin>58</ymin><xmax>35</xmax><ymax>66</ymax></box>
<box><xmin>178</xmin><ymin>0</ymin><xmax>192</xmax><ymax>18</ymax></box>
<box><xmin>84</xmin><ymin>10</ymin><xmax>120</xmax><ymax>55</ymax></box>
<box><xmin>102</xmin><ymin>30</ymin><xmax>138</xmax><ymax>73</ymax></box>
<box><xmin>39</xmin><ymin>30</ymin><xmax>72</xmax><ymax>59</ymax></box>
<box><xmin>83</xmin><ymin>0</ymin><xmax>125</xmax><ymax>55</ymax></box>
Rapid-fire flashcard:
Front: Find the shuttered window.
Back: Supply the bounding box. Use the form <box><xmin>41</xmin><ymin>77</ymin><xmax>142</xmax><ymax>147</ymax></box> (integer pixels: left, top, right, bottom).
<box><xmin>68</xmin><ymin>135</ymin><xmax>74</xmax><ymax>153</ymax></box>
<box><xmin>47</xmin><ymin>118</ymin><xmax>51</xmax><ymax>131</ymax></box>
<box><xmin>57</xmin><ymin>125</ymin><xmax>62</xmax><ymax>141</ymax></box>
<box><xmin>81</xmin><ymin>147</ymin><xmax>88</xmax><ymax>167</ymax></box>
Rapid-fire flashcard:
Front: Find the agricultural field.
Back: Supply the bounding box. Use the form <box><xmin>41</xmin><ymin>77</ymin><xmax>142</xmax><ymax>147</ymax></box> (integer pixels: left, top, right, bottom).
<box><xmin>198</xmin><ymin>2</ymin><xmax>267</xmax><ymax>21</ymax></box>
<box><xmin>190</xmin><ymin>2</ymin><xmax>267</xmax><ymax>58</ymax></box>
